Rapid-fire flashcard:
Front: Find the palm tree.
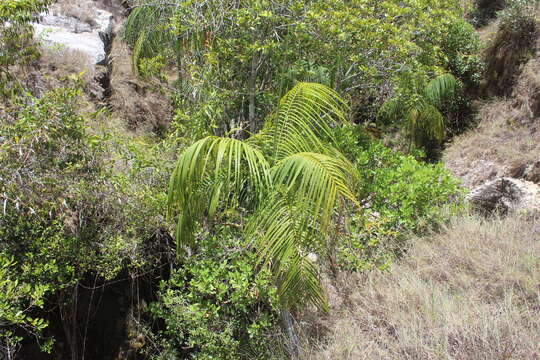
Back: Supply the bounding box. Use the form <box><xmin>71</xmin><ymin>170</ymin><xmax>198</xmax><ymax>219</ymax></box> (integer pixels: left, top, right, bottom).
<box><xmin>123</xmin><ymin>2</ymin><xmax>178</xmax><ymax>76</ymax></box>
<box><xmin>378</xmin><ymin>73</ymin><xmax>458</xmax><ymax>150</ymax></box>
<box><xmin>168</xmin><ymin>82</ymin><xmax>359</xmax><ymax>312</ymax></box>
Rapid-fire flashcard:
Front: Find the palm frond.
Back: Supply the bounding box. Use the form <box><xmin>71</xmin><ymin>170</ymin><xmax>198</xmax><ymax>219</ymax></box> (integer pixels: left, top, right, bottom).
<box><xmin>417</xmin><ymin>103</ymin><xmax>445</xmax><ymax>142</ymax></box>
<box><xmin>424</xmin><ymin>74</ymin><xmax>458</xmax><ymax>107</ymax></box>
<box><xmin>246</xmin><ymin>197</ymin><xmax>328</xmax><ymax>311</ymax></box>
<box><xmin>271</xmin><ymin>152</ymin><xmax>359</xmax><ymax>229</ymax></box>
<box><xmin>278</xmin><ymin>253</ymin><xmax>328</xmax><ymax>312</ymax></box>
<box><xmin>406</xmin><ymin>103</ymin><xmax>445</xmax><ymax>146</ymax></box>
<box><xmin>124</xmin><ymin>4</ymin><xmax>170</xmax><ymax>45</ymax></box>
<box><xmin>270</xmin><ymin>82</ymin><xmax>349</xmax><ymax>160</ymax></box>
<box><xmin>124</xmin><ymin>3</ymin><xmax>175</xmax><ymax>76</ymax></box>
<box><xmin>378</xmin><ymin>97</ymin><xmax>404</xmax><ymax>124</ymax></box>
<box><xmin>245</xmin><ymin>152</ymin><xmax>358</xmax><ymax>311</ymax></box>
<box><xmin>168</xmin><ymin>136</ymin><xmax>269</xmax><ymax>254</ymax></box>
<box><xmin>168</xmin><ymin>83</ymin><xmax>355</xmax><ymax>312</ymax></box>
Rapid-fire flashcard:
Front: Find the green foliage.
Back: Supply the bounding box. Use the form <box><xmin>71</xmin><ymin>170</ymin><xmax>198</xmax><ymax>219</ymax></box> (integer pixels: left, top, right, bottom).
<box><xmin>0</xmin><ymin>255</ymin><xmax>52</xmax><ymax>356</ymax></box>
<box><xmin>148</xmin><ymin>229</ymin><xmax>281</xmax><ymax>360</ymax></box>
<box><xmin>333</xmin><ymin>131</ymin><xmax>463</xmax><ymax>271</ymax></box>
<box><xmin>498</xmin><ymin>0</ymin><xmax>538</xmax><ymax>32</ymax></box>
<box><xmin>0</xmin><ymin>0</ymin><xmax>52</xmax><ymax>97</ymax></box>
<box><xmin>126</xmin><ymin>0</ymin><xmax>479</xmax><ymax>135</ymax></box>
<box><xmin>0</xmin><ymin>0</ymin><xmax>474</xmax><ymax>357</ymax></box>
<box><xmin>440</xmin><ymin>19</ymin><xmax>484</xmax><ymax>88</ymax></box>
<box><xmin>0</xmin><ymin>86</ymin><xmax>172</xmax><ymax>356</ymax></box>
<box><xmin>123</xmin><ymin>3</ymin><xmax>176</xmax><ymax>77</ymax></box>
<box><xmin>169</xmin><ymin>83</ymin><xmax>358</xmax><ymax>311</ymax></box>
<box><xmin>470</xmin><ymin>0</ymin><xmax>507</xmax><ymax>26</ymax></box>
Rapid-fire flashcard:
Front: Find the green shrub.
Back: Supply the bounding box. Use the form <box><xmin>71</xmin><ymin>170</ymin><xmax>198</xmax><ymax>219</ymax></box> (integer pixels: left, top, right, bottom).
<box><xmin>0</xmin><ymin>86</ymin><xmax>172</xmax><ymax>357</ymax></box>
<box><xmin>0</xmin><ymin>255</ymin><xmax>52</xmax><ymax>357</ymax></box>
<box><xmin>0</xmin><ymin>0</ymin><xmax>52</xmax><ymax>97</ymax></box>
<box><xmin>148</xmin><ymin>228</ymin><xmax>282</xmax><ymax>360</ymax></box>
<box><xmin>441</xmin><ymin>19</ymin><xmax>484</xmax><ymax>88</ymax></box>
<box><xmin>334</xmin><ymin>128</ymin><xmax>463</xmax><ymax>271</ymax></box>
<box><xmin>471</xmin><ymin>0</ymin><xmax>507</xmax><ymax>26</ymax></box>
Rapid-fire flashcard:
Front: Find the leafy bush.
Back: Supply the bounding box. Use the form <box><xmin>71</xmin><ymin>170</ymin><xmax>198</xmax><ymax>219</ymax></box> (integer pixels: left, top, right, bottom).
<box><xmin>334</xmin><ymin>128</ymin><xmax>463</xmax><ymax>271</ymax></box>
<box><xmin>0</xmin><ymin>255</ymin><xmax>52</xmax><ymax>357</ymax></box>
<box><xmin>0</xmin><ymin>86</ymin><xmax>172</xmax><ymax>357</ymax></box>
<box><xmin>378</xmin><ymin>73</ymin><xmax>458</xmax><ymax>153</ymax></box>
<box><xmin>483</xmin><ymin>0</ymin><xmax>538</xmax><ymax>96</ymax></box>
<box><xmin>470</xmin><ymin>0</ymin><xmax>507</xmax><ymax>26</ymax></box>
<box><xmin>148</xmin><ymin>229</ymin><xmax>282</xmax><ymax>360</ymax></box>
<box><xmin>125</xmin><ymin>0</ymin><xmax>479</xmax><ymax>136</ymax></box>
<box><xmin>440</xmin><ymin>19</ymin><xmax>484</xmax><ymax>88</ymax></box>
<box><xmin>0</xmin><ymin>0</ymin><xmax>52</xmax><ymax>97</ymax></box>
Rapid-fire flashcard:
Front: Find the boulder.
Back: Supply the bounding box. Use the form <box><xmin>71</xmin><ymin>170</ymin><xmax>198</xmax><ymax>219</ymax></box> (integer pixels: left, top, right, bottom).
<box><xmin>467</xmin><ymin>177</ymin><xmax>540</xmax><ymax>215</ymax></box>
<box><xmin>34</xmin><ymin>6</ymin><xmax>113</xmax><ymax>66</ymax></box>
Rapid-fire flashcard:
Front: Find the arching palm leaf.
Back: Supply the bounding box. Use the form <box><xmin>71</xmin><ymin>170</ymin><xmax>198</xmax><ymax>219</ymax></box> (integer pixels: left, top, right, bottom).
<box><xmin>271</xmin><ymin>152</ymin><xmax>358</xmax><ymax>228</ymax></box>
<box><xmin>168</xmin><ymin>136</ymin><xmax>269</xmax><ymax>253</ymax></box>
<box><xmin>406</xmin><ymin>102</ymin><xmax>445</xmax><ymax>147</ymax></box>
<box><xmin>246</xmin><ymin>196</ymin><xmax>328</xmax><ymax>311</ymax></box>
<box><xmin>378</xmin><ymin>73</ymin><xmax>457</xmax><ymax>149</ymax></box>
<box><xmin>378</xmin><ymin>97</ymin><xmax>404</xmax><ymax>124</ymax></box>
<box><xmin>424</xmin><ymin>73</ymin><xmax>458</xmax><ymax>107</ymax></box>
<box><xmin>168</xmin><ymin>83</ymin><xmax>356</xmax><ymax>311</ymax></box>
<box><xmin>269</xmin><ymin>82</ymin><xmax>349</xmax><ymax>159</ymax></box>
<box><xmin>124</xmin><ymin>3</ymin><xmax>176</xmax><ymax>76</ymax></box>
<box><xmin>246</xmin><ymin>152</ymin><xmax>359</xmax><ymax>310</ymax></box>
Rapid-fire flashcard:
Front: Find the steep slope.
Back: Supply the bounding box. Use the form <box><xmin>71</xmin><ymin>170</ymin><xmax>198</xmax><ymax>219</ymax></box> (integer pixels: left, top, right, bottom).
<box><xmin>301</xmin><ymin>4</ymin><xmax>540</xmax><ymax>359</ymax></box>
<box><xmin>302</xmin><ymin>215</ymin><xmax>540</xmax><ymax>360</ymax></box>
<box><xmin>444</xmin><ymin>4</ymin><xmax>540</xmax><ymax>190</ymax></box>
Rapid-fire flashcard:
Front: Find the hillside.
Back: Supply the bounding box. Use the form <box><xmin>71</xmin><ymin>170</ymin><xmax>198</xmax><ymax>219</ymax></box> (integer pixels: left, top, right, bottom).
<box><xmin>303</xmin><ymin>3</ymin><xmax>540</xmax><ymax>358</ymax></box>
<box><xmin>301</xmin><ymin>215</ymin><xmax>539</xmax><ymax>359</ymax></box>
<box><xmin>0</xmin><ymin>1</ymin><xmax>538</xmax><ymax>359</ymax></box>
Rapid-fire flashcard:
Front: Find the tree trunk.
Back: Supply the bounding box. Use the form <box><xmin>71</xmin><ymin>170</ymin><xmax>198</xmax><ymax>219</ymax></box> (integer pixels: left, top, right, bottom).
<box><xmin>248</xmin><ymin>53</ymin><xmax>258</xmax><ymax>134</ymax></box>
<box><xmin>280</xmin><ymin>308</ymin><xmax>299</xmax><ymax>359</ymax></box>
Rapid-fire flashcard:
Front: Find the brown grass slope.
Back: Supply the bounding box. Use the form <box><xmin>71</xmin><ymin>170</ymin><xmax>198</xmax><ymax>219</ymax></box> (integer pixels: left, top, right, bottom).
<box><xmin>444</xmin><ymin>5</ymin><xmax>540</xmax><ymax>188</ymax></box>
<box><xmin>301</xmin><ymin>214</ymin><xmax>540</xmax><ymax>360</ymax></box>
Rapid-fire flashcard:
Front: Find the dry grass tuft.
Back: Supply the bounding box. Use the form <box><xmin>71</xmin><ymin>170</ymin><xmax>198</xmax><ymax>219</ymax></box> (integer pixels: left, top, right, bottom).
<box><xmin>301</xmin><ymin>214</ymin><xmax>540</xmax><ymax>360</ymax></box>
<box><xmin>482</xmin><ymin>3</ymin><xmax>538</xmax><ymax>97</ymax></box>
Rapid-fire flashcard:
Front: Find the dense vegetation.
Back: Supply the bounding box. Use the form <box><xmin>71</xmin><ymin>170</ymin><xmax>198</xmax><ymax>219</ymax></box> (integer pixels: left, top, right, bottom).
<box><xmin>0</xmin><ymin>0</ymin><xmax>536</xmax><ymax>359</ymax></box>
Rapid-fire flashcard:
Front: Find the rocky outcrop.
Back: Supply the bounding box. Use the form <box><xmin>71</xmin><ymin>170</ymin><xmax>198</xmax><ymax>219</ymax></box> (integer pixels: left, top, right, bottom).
<box><xmin>467</xmin><ymin>177</ymin><xmax>540</xmax><ymax>215</ymax></box>
<box><xmin>33</xmin><ymin>4</ymin><xmax>114</xmax><ymax>66</ymax></box>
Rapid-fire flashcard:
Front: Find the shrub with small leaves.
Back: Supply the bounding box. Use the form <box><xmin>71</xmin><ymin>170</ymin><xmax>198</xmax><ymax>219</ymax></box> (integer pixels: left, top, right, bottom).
<box><xmin>148</xmin><ymin>228</ymin><xmax>282</xmax><ymax>360</ymax></box>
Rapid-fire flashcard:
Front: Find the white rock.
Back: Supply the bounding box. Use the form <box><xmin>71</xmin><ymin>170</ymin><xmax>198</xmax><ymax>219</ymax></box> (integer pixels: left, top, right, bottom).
<box><xmin>33</xmin><ymin>7</ymin><xmax>113</xmax><ymax>66</ymax></box>
<box><xmin>467</xmin><ymin>177</ymin><xmax>540</xmax><ymax>215</ymax></box>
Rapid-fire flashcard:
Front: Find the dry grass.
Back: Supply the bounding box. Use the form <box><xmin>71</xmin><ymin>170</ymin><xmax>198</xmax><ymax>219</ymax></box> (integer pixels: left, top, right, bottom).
<box><xmin>482</xmin><ymin>3</ymin><xmax>538</xmax><ymax>97</ymax></box>
<box><xmin>301</xmin><ymin>214</ymin><xmax>540</xmax><ymax>360</ymax></box>
<box><xmin>443</xmin><ymin>98</ymin><xmax>540</xmax><ymax>188</ymax></box>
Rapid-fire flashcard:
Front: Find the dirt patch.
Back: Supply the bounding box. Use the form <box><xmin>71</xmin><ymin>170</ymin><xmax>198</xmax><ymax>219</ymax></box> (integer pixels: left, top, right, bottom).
<box><xmin>108</xmin><ymin>37</ymin><xmax>172</xmax><ymax>135</ymax></box>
